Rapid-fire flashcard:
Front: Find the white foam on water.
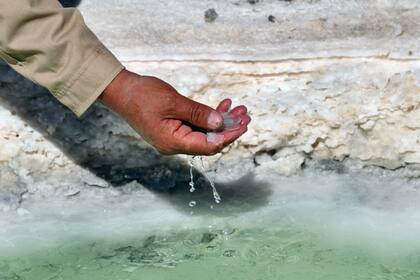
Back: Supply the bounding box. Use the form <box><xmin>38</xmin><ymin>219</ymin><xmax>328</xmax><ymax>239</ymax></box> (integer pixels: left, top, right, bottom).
<box><xmin>1</xmin><ymin>169</ymin><xmax>420</xmax><ymax>255</ymax></box>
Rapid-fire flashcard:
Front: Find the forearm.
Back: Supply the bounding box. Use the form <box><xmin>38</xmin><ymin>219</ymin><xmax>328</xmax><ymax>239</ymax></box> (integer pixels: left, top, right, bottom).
<box><xmin>0</xmin><ymin>0</ymin><xmax>124</xmax><ymax>116</ymax></box>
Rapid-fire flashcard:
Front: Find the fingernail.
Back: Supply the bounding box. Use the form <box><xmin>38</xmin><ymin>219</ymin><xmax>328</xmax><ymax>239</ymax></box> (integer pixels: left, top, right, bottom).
<box><xmin>208</xmin><ymin>111</ymin><xmax>223</xmax><ymax>130</ymax></box>
<box><xmin>207</xmin><ymin>132</ymin><xmax>224</xmax><ymax>145</ymax></box>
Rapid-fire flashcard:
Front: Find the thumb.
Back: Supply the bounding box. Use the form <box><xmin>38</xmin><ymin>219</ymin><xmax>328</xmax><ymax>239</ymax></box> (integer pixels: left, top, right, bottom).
<box><xmin>174</xmin><ymin>95</ymin><xmax>223</xmax><ymax>130</ymax></box>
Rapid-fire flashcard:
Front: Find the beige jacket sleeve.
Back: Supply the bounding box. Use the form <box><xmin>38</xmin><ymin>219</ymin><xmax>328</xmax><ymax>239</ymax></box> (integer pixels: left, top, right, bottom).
<box><xmin>0</xmin><ymin>0</ymin><xmax>124</xmax><ymax>117</ymax></box>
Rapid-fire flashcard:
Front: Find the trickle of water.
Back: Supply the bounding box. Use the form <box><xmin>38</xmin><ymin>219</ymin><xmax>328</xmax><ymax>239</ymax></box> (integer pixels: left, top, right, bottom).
<box><xmin>199</xmin><ymin>157</ymin><xmax>221</xmax><ymax>204</ymax></box>
<box><xmin>189</xmin><ymin>201</ymin><xmax>196</xmax><ymax>207</ymax></box>
<box><xmin>209</xmin><ymin>180</ymin><xmax>221</xmax><ymax>204</ymax></box>
<box><xmin>187</xmin><ymin>156</ymin><xmax>221</xmax><ymax>204</ymax></box>
<box><xmin>188</xmin><ymin>157</ymin><xmax>195</xmax><ymax>193</ymax></box>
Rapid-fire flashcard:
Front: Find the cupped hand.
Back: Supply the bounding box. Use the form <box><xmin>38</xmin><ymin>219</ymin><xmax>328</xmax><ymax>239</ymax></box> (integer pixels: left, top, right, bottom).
<box><xmin>100</xmin><ymin>69</ymin><xmax>251</xmax><ymax>155</ymax></box>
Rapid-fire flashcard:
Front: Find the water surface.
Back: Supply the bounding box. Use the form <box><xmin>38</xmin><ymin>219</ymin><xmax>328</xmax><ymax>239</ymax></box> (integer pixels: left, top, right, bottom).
<box><xmin>2</xmin><ymin>170</ymin><xmax>420</xmax><ymax>279</ymax></box>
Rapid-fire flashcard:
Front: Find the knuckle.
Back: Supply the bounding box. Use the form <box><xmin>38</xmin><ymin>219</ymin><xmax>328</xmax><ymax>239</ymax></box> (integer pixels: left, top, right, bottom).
<box><xmin>162</xmin><ymin>93</ymin><xmax>177</xmax><ymax>113</ymax></box>
<box><xmin>189</xmin><ymin>104</ymin><xmax>205</xmax><ymax>124</ymax></box>
<box><xmin>155</xmin><ymin>145</ymin><xmax>175</xmax><ymax>155</ymax></box>
<box><xmin>165</xmin><ymin>102</ymin><xmax>177</xmax><ymax>117</ymax></box>
<box><xmin>207</xmin><ymin>151</ymin><xmax>217</xmax><ymax>156</ymax></box>
<box><xmin>208</xmin><ymin>145</ymin><xmax>223</xmax><ymax>156</ymax></box>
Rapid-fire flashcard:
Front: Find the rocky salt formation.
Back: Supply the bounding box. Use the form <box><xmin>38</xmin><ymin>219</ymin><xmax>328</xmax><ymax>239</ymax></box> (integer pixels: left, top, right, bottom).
<box><xmin>124</xmin><ymin>58</ymin><xmax>420</xmax><ymax>175</ymax></box>
<box><xmin>0</xmin><ymin>0</ymin><xmax>420</xmax><ymax>210</ymax></box>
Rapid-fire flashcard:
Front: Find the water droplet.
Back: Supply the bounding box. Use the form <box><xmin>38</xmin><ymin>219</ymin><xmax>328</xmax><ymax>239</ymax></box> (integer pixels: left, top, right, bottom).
<box><xmin>199</xmin><ymin>157</ymin><xmax>221</xmax><ymax>204</ymax></box>
<box><xmin>188</xmin><ymin>157</ymin><xmax>195</xmax><ymax>192</ymax></box>
<box><xmin>189</xmin><ymin>201</ymin><xmax>196</xmax><ymax>207</ymax></box>
<box><xmin>187</xmin><ymin>156</ymin><xmax>221</xmax><ymax>204</ymax></box>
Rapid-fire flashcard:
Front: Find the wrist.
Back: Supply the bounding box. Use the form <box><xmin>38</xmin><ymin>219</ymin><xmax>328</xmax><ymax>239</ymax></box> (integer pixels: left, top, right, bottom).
<box><xmin>100</xmin><ymin>69</ymin><xmax>132</xmax><ymax>111</ymax></box>
<box><xmin>100</xmin><ymin>69</ymin><xmax>129</xmax><ymax>100</ymax></box>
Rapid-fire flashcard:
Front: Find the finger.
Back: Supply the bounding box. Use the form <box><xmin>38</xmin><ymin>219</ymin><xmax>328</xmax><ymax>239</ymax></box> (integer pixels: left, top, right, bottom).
<box><xmin>173</xmin><ymin>122</ymin><xmax>192</xmax><ymax>136</ymax></box>
<box><xmin>207</xmin><ymin>120</ymin><xmax>248</xmax><ymax>146</ymax></box>
<box><xmin>220</xmin><ymin>124</ymin><xmax>248</xmax><ymax>146</ymax></box>
<box><xmin>177</xmin><ymin>131</ymin><xmax>223</xmax><ymax>155</ymax></box>
<box><xmin>220</xmin><ymin>111</ymin><xmax>251</xmax><ymax>131</ymax></box>
<box><xmin>229</xmin><ymin>105</ymin><xmax>248</xmax><ymax>117</ymax></box>
<box><xmin>170</xmin><ymin>123</ymin><xmax>222</xmax><ymax>155</ymax></box>
<box><xmin>239</xmin><ymin>114</ymin><xmax>252</xmax><ymax>126</ymax></box>
<box><xmin>216</xmin><ymin>98</ymin><xmax>232</xmax><ymax>112</ymax></box>
<box><xmin>176</xmin><ymin>122</ymin><xmax>249</xmax><ymax>155</ymax></box>
<box><xmin>205</xmin><ymin>127</ymin><xmax>247</xmax><ymax>152</ymax></box>
<box><xmin>173</xmin><ymin>95</ymin><xmax>223</xmax><ymax>130</ymax></box>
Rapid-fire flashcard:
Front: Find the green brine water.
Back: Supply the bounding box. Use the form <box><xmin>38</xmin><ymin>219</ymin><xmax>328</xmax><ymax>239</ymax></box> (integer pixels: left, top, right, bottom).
<box><xmin>2</xmin><ymin>170</ymin><xmax>420</xmax><ymax>279</ymax></box>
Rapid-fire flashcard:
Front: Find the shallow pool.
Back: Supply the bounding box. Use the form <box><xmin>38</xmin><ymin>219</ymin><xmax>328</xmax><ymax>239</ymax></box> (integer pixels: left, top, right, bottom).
<box><xmin>2</xmin><ymin>169</ymin><xmax>420</xmax><ymax>279</ymax></box>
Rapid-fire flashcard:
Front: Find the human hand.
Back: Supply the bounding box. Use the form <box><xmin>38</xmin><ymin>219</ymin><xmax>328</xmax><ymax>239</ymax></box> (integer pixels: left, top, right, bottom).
<box><xmin>100</xmin><ymin>69</ymin><xmax>251</xmax><ymax>155</ymax></box>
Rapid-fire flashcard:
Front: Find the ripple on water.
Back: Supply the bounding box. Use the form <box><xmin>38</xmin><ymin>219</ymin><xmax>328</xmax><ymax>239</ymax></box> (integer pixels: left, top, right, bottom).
<box><xmin>1</xmin><ymin>227</ymin><xmax>420</xmax><ymax>280</ymax></box>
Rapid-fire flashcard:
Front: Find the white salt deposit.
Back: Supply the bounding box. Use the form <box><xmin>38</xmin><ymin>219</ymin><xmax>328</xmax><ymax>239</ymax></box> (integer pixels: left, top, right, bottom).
<box><xmin>220</xmin><ymin>112</ymin><xmax>241</xmax><ymax>131</ymax></box>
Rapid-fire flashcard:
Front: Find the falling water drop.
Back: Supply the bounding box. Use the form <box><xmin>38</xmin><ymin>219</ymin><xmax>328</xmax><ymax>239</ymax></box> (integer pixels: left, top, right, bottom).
<box><xmin>199</xmin><ymin>157</ymin><xmax>221</xmax><ymax>204</ymax></box>
<box><xmin>189</xmin><ymin>201</ymin><xmax>196</xmax><ymax>207</ymax></box>
<box><xmin>188</xmin><ymin>157</ymin><xmax>195</xmax><ymax>193</ymax></box>
<box><xmin>187</xmin><ymin>156</ymin><xmax>221</xmax><ymax>204</ymax></box>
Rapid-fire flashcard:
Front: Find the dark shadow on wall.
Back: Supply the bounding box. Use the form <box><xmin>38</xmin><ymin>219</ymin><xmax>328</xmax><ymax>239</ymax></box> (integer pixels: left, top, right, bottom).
<box><xmin>0</xmin><ymin>60</ymin><xmax>272</xmax><ymax>216</ymax></box>
<box><xmin>0</xmin><ymin>61</ymin><xmax>190</xmax><ymax>192</ymax></box>
<box><xmin>58</xmin><ymin>0</ymin><xmax>82</xmax><ymax>8</ymax></box>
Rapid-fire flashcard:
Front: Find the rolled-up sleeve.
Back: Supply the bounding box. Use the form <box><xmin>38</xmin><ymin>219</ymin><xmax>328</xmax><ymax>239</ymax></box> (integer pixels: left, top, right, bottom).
<box><xmin>0</xmin><ymin>0</ymin><xmax>124</xmax><ymax>117</ymax></box>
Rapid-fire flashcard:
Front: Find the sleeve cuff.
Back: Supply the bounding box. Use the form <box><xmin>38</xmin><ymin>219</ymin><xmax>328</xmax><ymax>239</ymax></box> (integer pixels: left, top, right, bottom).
<box><xmin>54</xmin><ymin>46</ymin><xmax>125</xmax><ymax>117</ymax></box>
